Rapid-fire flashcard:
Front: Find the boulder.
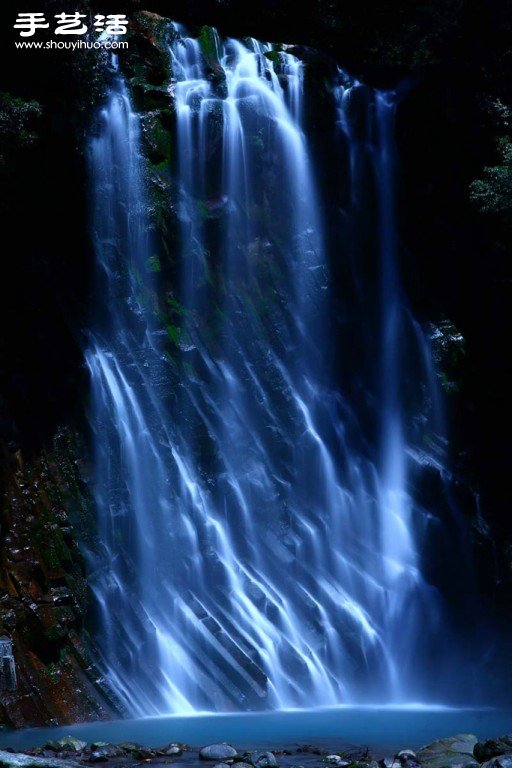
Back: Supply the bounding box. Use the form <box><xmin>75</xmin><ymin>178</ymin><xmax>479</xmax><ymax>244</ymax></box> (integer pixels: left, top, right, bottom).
<box><xmin>481</xmin><ymin>757</ymin><xmax>512</xmax><ymax>768</ymax></box>
<box><xmin>118</xmin><ymin>744</ymin><xmax>155</xmax><ymax>760</ymax></box>
<box><xmin>158</xmin><ymin>745</ymin><xmax>183</xmax><ymax>757</ymax></box>
<box><xmin>396</xmin><ymin>750</ymin><xmax>420</xmax><ymax>768</ymax></box>
<box><xmin>323</xmin><ymin>758</ymin><xmax>349</xmax><ymax>766</ymax></box>
<box><xmin>88</xmin><ymin>744</ymin><xmax>123</xmax><ymax>762</ymax></box>
<box><xmin>475</xmin><ymin>739</ymin><xmax>512</xmax><ymax>763</ymax></box>
<box><xmin>296</xmin><ymin>747</ymin><xmax>322</xmax><ymax>756</ymax></box>
<box><xmin>0</xmin><ymin>753</ymin><xmax>78</xmax><ymax>768</ymax></box>
<box><xmin>246</xmin><ymin>753</ymin><xmax>278</xmax><ymax>768</ymax></box>
<box><xmin>417</xmin><ymin>735</ymin><xmax>478</xmax><ymax>768</ymax></box>
<box><xmin>56</xmin><ymin>740</ymin><xmax>87</xmax><ymax>754</ymax></box>
<box><xmin>200</xmin><ymin>745</ymin><xmax>238</xmax><ymax>762</ymax></box>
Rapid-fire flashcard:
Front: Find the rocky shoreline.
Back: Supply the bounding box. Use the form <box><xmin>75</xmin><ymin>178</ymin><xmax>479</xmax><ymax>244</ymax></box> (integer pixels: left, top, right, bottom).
<box><xmin>0</xmin><ymin>734</ymin><xmax>511</xmax><ymax>768</ymax></box>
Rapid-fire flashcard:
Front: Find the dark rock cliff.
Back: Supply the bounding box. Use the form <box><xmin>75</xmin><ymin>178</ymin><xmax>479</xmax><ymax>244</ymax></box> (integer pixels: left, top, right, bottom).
<box><xmin>0</xmin><ymin>429</ymin><xmax>123</xmax><ymax>726</ymax></box>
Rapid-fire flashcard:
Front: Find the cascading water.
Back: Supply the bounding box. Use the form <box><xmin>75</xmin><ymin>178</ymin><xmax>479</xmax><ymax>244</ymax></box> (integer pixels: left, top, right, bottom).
<box><xmin>85</xmin><ymin>65</ymin><xmax>192</xmax><ymax>714</ymax></box>
<box><xmin>85</xmin><ymin>33</ymin><xmax>470</xmax><ymax>716</ymax></box>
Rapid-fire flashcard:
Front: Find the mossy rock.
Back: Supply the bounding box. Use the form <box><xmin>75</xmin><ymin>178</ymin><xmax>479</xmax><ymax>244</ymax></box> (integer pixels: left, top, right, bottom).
<box><xmin>134</xmin><ymin>11</ymin><xmax>174</xmax><ymax>50</ymax></box>
<box><xmin>264</xmin><ymin>50</ymin><xmax>281</xmax><ymax>64</ymax></box>
<box><xmin>140</xmin><ymin>111</ymin><xmax>173</xmax><ymax>164</ymax></box>
<box><xmin>198</xmin><ymin>26</ymin><xmax>225</xmax><ymax>77</ymax></box>
<box><xmin>131</xmin><ymin>80</ymin><xmax>171</xmax><ymax>111</ymax></box>
<box><xmin>121</xmin><ymin>13</ymin><xmax>172</xmax><ymax>88</ymax></box>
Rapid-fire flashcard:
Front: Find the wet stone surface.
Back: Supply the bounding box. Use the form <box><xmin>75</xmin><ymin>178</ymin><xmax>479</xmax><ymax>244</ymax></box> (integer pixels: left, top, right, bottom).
<box><xmin>0</xmin><ymin>734</ymin><xmax>511</xmax><ymax>768</ymax></box>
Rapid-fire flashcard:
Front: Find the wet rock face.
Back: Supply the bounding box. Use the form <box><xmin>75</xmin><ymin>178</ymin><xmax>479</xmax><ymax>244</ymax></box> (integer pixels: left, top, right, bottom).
<box><xmin>200</xmin><ymin>745</ymin><xmax>239</xmax><ymax>761</ymax></box>
<box><xmin>160</xmin><ymin>745</ymin><xmax>182</xmax><ymax>757</ymax></box>
<box><xmin>0</xmin><ymin>431</ymin><xmax>123</xmax><ymax>728</ymax></box>
<box><xmin>481</xmin><ymin>759</ymin><xmax>512</xmax><ymax>768</ymax></box>
<box><xmin>247</xmin><ymin>753</ymin><xmax>279</xmax><ymax>768</ymax></box>
<box><xmin>0</xmin><ymin>752</ymin><xmax>78</xmax><ymax>768</ymax></box>
<box><xmin>55</xmin><ymin>740</ymin><xmax>87</xmax><ymax>754</ymax></box>
<box><xmin>417</xmin><ymin>734</ymin><xmax>478</xmax><ymax>768</ymax></box>
<box><xmin>1</xmin><ymin>736</ymin><xmax>512</xmax><ymax>768</ymax></box>
<box><xmin>0</xmin><ymin>638</ymin><xmax>16</xmax><ymax>692</ymax></box>
<box><xmin>89</xmin><ymin>744</ymin><xmax>125</xmax><ymax>762</ymax></box>
<box><xmin>475</xmin><ymin>740</ymin><xmax>512</xmax><ymax>764</ymax></box>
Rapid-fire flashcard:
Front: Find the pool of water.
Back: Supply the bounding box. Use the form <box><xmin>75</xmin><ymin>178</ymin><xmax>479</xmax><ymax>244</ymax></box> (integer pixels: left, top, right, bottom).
<box><xmin>1</xmin><ymin>707</ymin><xmax>511</xmax><ymax>753</ymax></box>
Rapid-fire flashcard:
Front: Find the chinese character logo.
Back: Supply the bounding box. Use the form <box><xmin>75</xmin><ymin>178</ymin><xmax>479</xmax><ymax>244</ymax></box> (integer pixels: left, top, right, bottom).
<box><xmin>54</xmin><ymin>12</ymin><xmax>87</xmax><ymax>35</ymax></box>
<box><xmin>13</xmin><ymin>11</ymin><xmax>129</xmax><ymax>37</ymax></box>
<box><xmin>13</xmin><ymin>12</ymin><xmax>49</xmax><ymax>37</ymax></box>
<box><xmin>93</xmin><ymin>14</ymin><xmax>129</xmax><ymax>35</ymax></box>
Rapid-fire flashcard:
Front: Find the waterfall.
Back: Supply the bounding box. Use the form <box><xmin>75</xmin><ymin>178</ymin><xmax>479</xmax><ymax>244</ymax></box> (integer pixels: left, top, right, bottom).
<box><xmin>85</xmin><ymin>69</ymin><xmax>189</xmax><ymax>714</ymax></box>
<box><xmin>85</xmin><ymin>33</ymin><xmax>466</xmax><ymax>716</ymax></box>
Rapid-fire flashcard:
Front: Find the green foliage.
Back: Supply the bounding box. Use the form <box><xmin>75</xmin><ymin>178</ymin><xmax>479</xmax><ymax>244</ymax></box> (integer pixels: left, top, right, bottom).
<box><xmin>44</xmin><ymin>625</ymin><xmax>65</xmax><ymax>642</ymax></box>
<box><xmin>32</xmin><ymin>520</ymin><xmax>72</xmax><ymax>571</ymax></box>
<box><xmin>198</xmin><ymin>26</ymin><xmax>223</xmax><ymax>73</ymax></box>
<box><xmin>483</xmin><ymin>97</ymin><xmax>510</xmax><ymax>131</ymax></box>
<box><xmin>147</xmin><ymin>254</ymin><xmax>161</xmax><ymax>272</ymax></box>
<box><xmin>199</xmin><ymin>26</ymin><xmax>219</xmax><ymax>61</ymax></box>
<box><xmin>131</xmin><ymin>78</ymin><xmax>171</xmax><ymax>111</ymax></box>
<box><xmin>0</xmin><ymin>92</ymin><xmax>41</xmax><ymax>165</ymax></box>
<box><xmin>264</xmin><ymin>50</ymin><xmax>281</xmax><ymax>64</ymax></box>
<box><xmin>470</xmin><ymin>138</ymin><xmax>512</xmax><ymax>215</ymax></box>
<box><xmin>45</xmin><ymin>663</ymin><xmax>60</xmax><ymax>684</ymax></box>
<box><xmin>133</xmin><ymin>11</ymin><xmax>173</xmax><ymax>49</ymax></box>
<box><xmin>166</xmin><ymin>295</ymin><xmax>188</xmax><ymax>316</ymax></box>
<box><xmin>140</xmin><ymin>111</ymin><xmax>173</xmax><ymax>164</ymax></box>
<box><xmin>165</xmin><ymin>323</ymin><xmax>180</xmax><ymax>345</ymax></box>
<box><xmin>355</xmin><ymin>0</ymin><xmax>463</xmax><ymax>75</ymax></box>
<box><xmin>430</xmin><ymin>319</ymin><xmax>465</xmax><ymax>395</ymax></box>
